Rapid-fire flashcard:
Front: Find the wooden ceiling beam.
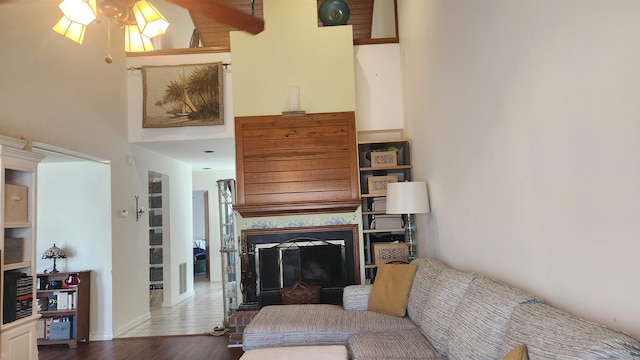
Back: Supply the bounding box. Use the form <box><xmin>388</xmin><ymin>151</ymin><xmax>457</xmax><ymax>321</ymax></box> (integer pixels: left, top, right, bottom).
<box><xmin>166</xmin><ymin>0</ymin><xmax>265</xmax><ymax>35</ymax></box>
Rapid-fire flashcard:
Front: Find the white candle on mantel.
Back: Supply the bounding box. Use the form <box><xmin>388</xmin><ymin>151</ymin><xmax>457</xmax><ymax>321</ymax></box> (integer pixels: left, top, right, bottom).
<box><xmin>289</xmin><ymin>86</ymin><xmax>300</xmax><ymax>112</ymax></box>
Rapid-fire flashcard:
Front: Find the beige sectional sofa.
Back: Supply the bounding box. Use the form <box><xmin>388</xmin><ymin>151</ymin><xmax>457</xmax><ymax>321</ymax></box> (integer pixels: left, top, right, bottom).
<box><xmin>243</xmin><ymin>257</ymin><xmax>640</xmax><ymax>359</ymax></box>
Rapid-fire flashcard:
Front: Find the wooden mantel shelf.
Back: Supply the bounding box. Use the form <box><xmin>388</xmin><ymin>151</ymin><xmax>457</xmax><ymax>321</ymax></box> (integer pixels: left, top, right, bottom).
<box><xmin>234</xmin><ymin>199</ymin><xmax>361</xmax><ymax>218</ymax></box>
<box><xmin>234</xmin><ymin>112</ymin><xmax>360</xmax><ymax>217</ymax></box>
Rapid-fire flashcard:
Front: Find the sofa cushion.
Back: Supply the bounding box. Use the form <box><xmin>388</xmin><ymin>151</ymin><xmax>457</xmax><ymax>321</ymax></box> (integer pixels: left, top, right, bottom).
<box><xmin>240</xmin><ymin>345</ymin><xmax>348</xmax><ymax>360</ymax></box>
<box><xmin>343</xmin><ymin>284</ymin><xmax>372</xmax><ymax>311</ymax></box>
<box><xmin>447</xmin><ymin>276</ymin><xmax>538</xmax><ymax>360</ymax></box>
<box><xmin>502</xmin><ymin>344</ymin><xmax>528</xmax><ymax>360</ymax></box>
<box><xmin>242</xmin><ymin>304</ymin><xmax>417</xmax><ymax>350</ymax></box>
<box><xmin>499</xmin><ymin>302</ymin><xmax>640</xmax><ymax>359</ymax></box>
<box><xmin>347</xmin><ymin>329</ymin><xmax>445</xmax><ymax>360</ymax></box>
<box><xmin>406</xmin><ymin>258</ymin><xmax>448</xmax><ymax>323</ymax></box>
<box><xmin>368</xmin><ymin>263</ymin><xmax>417</xmax><ymax>317</ymax></box>
<box><xmin>419</xmin><ymin>267</ymin><xmax>476</xmax><ymax>356</ymax></box>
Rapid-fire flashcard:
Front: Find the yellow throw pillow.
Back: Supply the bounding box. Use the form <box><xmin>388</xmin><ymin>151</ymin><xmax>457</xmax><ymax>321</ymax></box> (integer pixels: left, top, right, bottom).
<box><xmin>367</xmin><ymin>263</ymin><xmax>417</xmax><ymax>316</ymax></box>
<box><xmin>503</xmin><ymin>344</ymin><xmax>528</xmax><ymax>360</ymax></box>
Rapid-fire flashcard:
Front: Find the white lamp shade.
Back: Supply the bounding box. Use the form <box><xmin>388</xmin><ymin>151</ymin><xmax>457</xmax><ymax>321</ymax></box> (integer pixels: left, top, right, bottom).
<box><xmin>385</xmin><ymin>181</ymin><xmax>430</xmax><ymax>214</ymax></box>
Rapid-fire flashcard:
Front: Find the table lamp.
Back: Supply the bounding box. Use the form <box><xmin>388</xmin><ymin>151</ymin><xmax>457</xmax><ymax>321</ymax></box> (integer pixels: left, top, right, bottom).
<box><xmin>42</xmin><ymin>244</ymin><xmax>67</xmax><ymax>273</ymax></box>
<box><xmin>385</xmin><ymin>181</ymin><xmax>430</xmax><ymax>261</ymax></box>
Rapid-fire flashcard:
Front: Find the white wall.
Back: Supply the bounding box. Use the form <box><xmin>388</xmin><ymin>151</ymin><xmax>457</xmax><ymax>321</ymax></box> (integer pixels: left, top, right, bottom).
<box><xmin>1</xmin><ymin>0</ymin><xmax>137</xmax><ymax>340</ymax></box>
<box><xmin>354</xmin><ymin>44</ymin><xmax>404</xmax><ymax>132</ymax></box>
<box><xmin>399</xmin><ymin>0</ymin><xmax>640</xmax><ymax>338</ymax></box>
<box><xmin>37</xmin><ymin>161</ymin><xmax>112</xmax><ymax>341</ymax></box>
<box><xmin>130</xmin><ymin>145</ymin><xmax>195</xmax><ymax>307</ymax></box>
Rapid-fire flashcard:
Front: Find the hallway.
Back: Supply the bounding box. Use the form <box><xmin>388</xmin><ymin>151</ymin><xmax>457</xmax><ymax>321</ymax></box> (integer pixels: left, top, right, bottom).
<box><xmin>117</xmin><ymin>276</ymin><xmax>225</xmax><ymax>337</ymax></box>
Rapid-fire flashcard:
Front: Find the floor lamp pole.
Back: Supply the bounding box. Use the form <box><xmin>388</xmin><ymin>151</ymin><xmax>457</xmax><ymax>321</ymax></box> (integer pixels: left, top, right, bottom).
<box><xmin>405</xmin><ymin>213</ymin><xmax>417</xmax><ymax>261</ymax></box>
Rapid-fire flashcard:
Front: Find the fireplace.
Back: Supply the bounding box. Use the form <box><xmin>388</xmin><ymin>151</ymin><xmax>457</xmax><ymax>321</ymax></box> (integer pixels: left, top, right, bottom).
<box><xmin>240</xmin><ymin>225</ymin><xmax>360</xmax><ymax>308</ymax></box>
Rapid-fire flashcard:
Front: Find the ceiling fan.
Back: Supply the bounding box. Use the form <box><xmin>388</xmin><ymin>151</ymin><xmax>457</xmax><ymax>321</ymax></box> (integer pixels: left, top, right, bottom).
<box><xmin>50</xmin><ymin>0</ymin><xmax>264</xmax><ymax>63</ymax></box>
<box><xmin>166</xmin><ymin>0</ymin><xmax>264</xmax><ymax>35</ymax></box>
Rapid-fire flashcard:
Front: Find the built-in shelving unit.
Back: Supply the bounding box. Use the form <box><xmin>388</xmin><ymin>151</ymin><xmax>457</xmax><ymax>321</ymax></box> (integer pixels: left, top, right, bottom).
<box><xmin>217</xmin><ymin>179</ymin><xmax>238</xmax><ymax>326</ymax></box>
<box><xmin>358</xmin><ymin>139</ymin><xmax>412</xmax><ymax>283</ymax></box>
<box><xmin>148</xmin><ymin>172</ymin><xmax>165</xmax><ymax>308</ymax></box>
<box><xmin>1</xmin><ymin>135</ymin><xmax>44</xmax><ymax>360</ymax></box>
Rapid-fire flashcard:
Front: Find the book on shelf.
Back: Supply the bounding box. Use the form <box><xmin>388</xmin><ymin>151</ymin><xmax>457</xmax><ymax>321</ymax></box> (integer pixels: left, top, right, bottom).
<box><xmin>54</xmin><ymin>291</ymin><xmax>68</xmax><ymax>310</ymax></box>
<box><xmin>68</xmin><ymin>292</ymin><xmax>75</xmax><ymax>309</ymax></box>
<box><xmin>36</xmin><ymin>297</ymin><xmax>48</xmax><ymax>312</ymax></box>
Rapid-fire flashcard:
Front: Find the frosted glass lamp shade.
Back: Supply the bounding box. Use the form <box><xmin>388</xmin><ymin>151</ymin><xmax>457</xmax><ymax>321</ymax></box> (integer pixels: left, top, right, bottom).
<box><xmin>386</xmin><ymin>181</ymin><xmax>430</xmax><ymax>215</ymax></box>
<box><xmin>58</xmin><ymin>0</ymin><xmax>97</xmax><ymax>25</ymax></box>
<box><xmin>133</xmin><ymin>0</ymin><xmax>170</xmax><ymax>39</ymax></box>
<box><xmin>53</xmin><ymin>16</ymin><xmax>87</xmax><ymax>44</ymax></box>
<box><xmin>125</xmin><ymin>24</ymin><xmax>154</xmax><ymax>52</ymax></box>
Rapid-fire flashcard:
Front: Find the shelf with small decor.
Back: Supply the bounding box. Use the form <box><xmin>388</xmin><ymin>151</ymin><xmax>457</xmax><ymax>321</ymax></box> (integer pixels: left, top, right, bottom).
<box><xmin>217</xmin><ymin>179</ymin><xmax>239</xmax><ymax>327</ymax></box>
<box><xmin>35</xmin><ymin>270</ymin><xmax>90</xmax><ymax>348</ymax></box>
<box><xmin>1</xmin><ymin>134</ymin><xmax>44</xmax><ymax>360</ymax></box>
<box><xmin>148</xmin><ymin>172</ymin><xmax>166</xmax><ymax>308</ymax></box>
<box><xmin>358</xmin><ymin>138</ymin><xmax>412</xmax><ymax>283</ymax></box>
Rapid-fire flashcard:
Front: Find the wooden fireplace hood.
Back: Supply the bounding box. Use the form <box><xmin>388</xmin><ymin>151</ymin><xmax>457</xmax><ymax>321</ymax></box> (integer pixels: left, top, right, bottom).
<box><xmin>233</xmin><ymin>111</ymin><xmax>361</xmax><ymax>217</ymax></box>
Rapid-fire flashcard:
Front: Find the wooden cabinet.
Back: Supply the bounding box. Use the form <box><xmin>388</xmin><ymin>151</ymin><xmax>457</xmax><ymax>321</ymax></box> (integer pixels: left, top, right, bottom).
<box><xmin>217</xmin><ymin>179</ymin><xmax>238</xmax><ymax>325</ymax></box>
<box><xmin>234</xmin><ymin>112</ymin><xmax>360</xmax><ymax>217</ymax></box>
<box><xmin>1</xmin><ymin>135</ymin><xmax>44</xmax><ymax>360</ymax></box>
<box><xmin>35</xmin><ymin>271</ymin><xmax>90</xmax><ymax>348</ymax></box>
<box><xmin>358</xmin><ymin>139</ymin><xmax>412</xmax><ymax>283</ymax></box>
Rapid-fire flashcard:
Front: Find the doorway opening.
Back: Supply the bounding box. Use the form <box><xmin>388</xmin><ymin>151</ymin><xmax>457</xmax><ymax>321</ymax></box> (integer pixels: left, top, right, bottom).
<box><xmin>192</xmin><ymin>190</ymin><xmax>211</xmax><ymax>281</ymax></box>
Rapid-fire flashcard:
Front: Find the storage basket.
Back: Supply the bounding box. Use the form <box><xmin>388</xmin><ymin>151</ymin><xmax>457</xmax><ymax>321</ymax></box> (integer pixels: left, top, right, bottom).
<box><xmin>372</xmin><ymin>197</ymin><xmax>386</xmax><ymax>212</ymax></box>
<box><xmin>149</xmin><ymin>249</ymin><xmax>163</xmax><ymax>264</ymax></box>
<box><xmin>149</xmin><ymin>196</ymin><xmax>162</xmax><ymax>208</ymax></box>
<box><xmin>49</xmin><ymin>321</ymin><xmax>71</xmax><ymax>340</ymax></box>
<box><xmin>4</xmin><ymin>184</ymin><xmax>28</xmax><ymax>224</ymax></box>
<box><xmin>149</xmin><ymin>215</ymin><xmax>162</xmax><ymax>227</ymax></box>
<box><xmin>149</xmin><ymin>182</ymin><xmax>162</xmax><ymax>194</ymax></box>
<box><xmin>150</xmin><ymin>267</ymin><xmax>163</xmax><ymax>282</ymax></box>
<box><xmin>280</xmin><ymin>280</ymin><xmax>321</xmax><ymax>305</ymax></box>
<box><xmin>370</xmin><ymin>150</ymin><xmax>397</xmax><ymax>168</ymax></box>
<box><xmin>4</xmin><ymin>238</ymin><xmax>23</xmax><ymax>264</ymax></box>
<box><xmin>370</xmin><ymin>215</ymin><xmax>404</xmax><ymax>229</ymax></box>
<box><xmin>149</xmin><ymin>231</ymin><xmax>163</xmax><ymax>245</ymax></box>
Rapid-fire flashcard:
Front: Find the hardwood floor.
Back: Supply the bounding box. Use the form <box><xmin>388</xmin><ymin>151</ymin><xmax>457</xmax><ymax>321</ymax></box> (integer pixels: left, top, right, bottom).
<box><xmin>38</xmin><ymin>334</ymin><xmax>244</xmax><ymax>360</ymax></box>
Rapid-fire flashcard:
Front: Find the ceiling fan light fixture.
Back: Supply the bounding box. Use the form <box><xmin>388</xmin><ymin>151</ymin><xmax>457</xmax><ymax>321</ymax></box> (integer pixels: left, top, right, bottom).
<box><xmin>53</xmin><ymin>16</ymin><xmax>87</xmax><ymax>44</ymax></box>
<box><xmin>58</xmin><ymin>0</ymin><xmax>97</xmax><ymax>26</ymax></box>
<box><xmin>133</xmin><ymin>0</ymin><xmax>169</xmax><ymax>39</ymax></box>
<box><xmin>125</xmin><ymin>23</ymin><xmax>154</xmax><ymax>52</ymax></box>
<box><xmin>52</xmin><ymin>0</ymin><xmax>170</xmax><ymax>61</ymax></box>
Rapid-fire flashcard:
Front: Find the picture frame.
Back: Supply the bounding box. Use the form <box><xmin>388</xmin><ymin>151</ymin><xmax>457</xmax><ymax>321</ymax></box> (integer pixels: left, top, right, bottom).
<box><xmin>142</xmin><ymin>62</ymin><xmax>224</xmax><ymax>128</ymax></box>
<box><xmin>367</xmin><ymin>175</ymin><xmax>398</xmax><ymax>195</ymax></box>
<box><xmin>370</xmin><ymin>151</ymin><xmax>397</xmax><ymax>168</ymax></box>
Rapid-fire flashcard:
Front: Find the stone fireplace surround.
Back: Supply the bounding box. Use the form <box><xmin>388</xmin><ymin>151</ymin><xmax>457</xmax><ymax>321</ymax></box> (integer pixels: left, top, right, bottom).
<box><xmin>240</xmin><ymin>224</ymin><xmax>360</xmax><ymax>308</ymax></box>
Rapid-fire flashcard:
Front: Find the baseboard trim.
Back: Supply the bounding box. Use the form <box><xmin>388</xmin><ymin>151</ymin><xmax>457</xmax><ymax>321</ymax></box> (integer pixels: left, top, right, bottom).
<box><xmin>112</xmin><ymin>312</ymin><xmax>151</xmax><ymax>338</ymax></box>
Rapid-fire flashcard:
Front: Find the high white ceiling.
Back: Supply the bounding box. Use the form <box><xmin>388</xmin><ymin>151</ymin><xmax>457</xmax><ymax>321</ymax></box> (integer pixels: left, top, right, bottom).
<box><xmin>135</xmin><ymin>138</ymin><xmax>236</xmax><ymax>171</ymax></box>
<box><xmin>35</xmin><ymin>138</ymin><xmax>236</xmax><ymax>172</ymax></box>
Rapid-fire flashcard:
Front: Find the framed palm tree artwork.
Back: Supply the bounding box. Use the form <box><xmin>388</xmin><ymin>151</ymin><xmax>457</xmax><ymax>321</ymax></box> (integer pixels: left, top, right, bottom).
<box><xmin>142</xmin><ymin>62</ymin><xmax>224</xmax><ymax>128</ymax></box>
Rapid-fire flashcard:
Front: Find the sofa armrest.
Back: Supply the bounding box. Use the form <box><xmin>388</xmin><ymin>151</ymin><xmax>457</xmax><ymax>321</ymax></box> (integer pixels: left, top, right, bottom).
<box><xmin>343</xmin><ymin>284</ymin><xmax>373</xmax><ymax>310</ymax></box>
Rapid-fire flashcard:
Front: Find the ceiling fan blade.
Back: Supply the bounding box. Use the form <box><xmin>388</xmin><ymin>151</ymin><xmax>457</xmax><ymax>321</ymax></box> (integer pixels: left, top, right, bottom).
<box><xmin>167</xmin><ymin>0</ymin><xmax>265</xmax><ymax>35</ymax></box>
